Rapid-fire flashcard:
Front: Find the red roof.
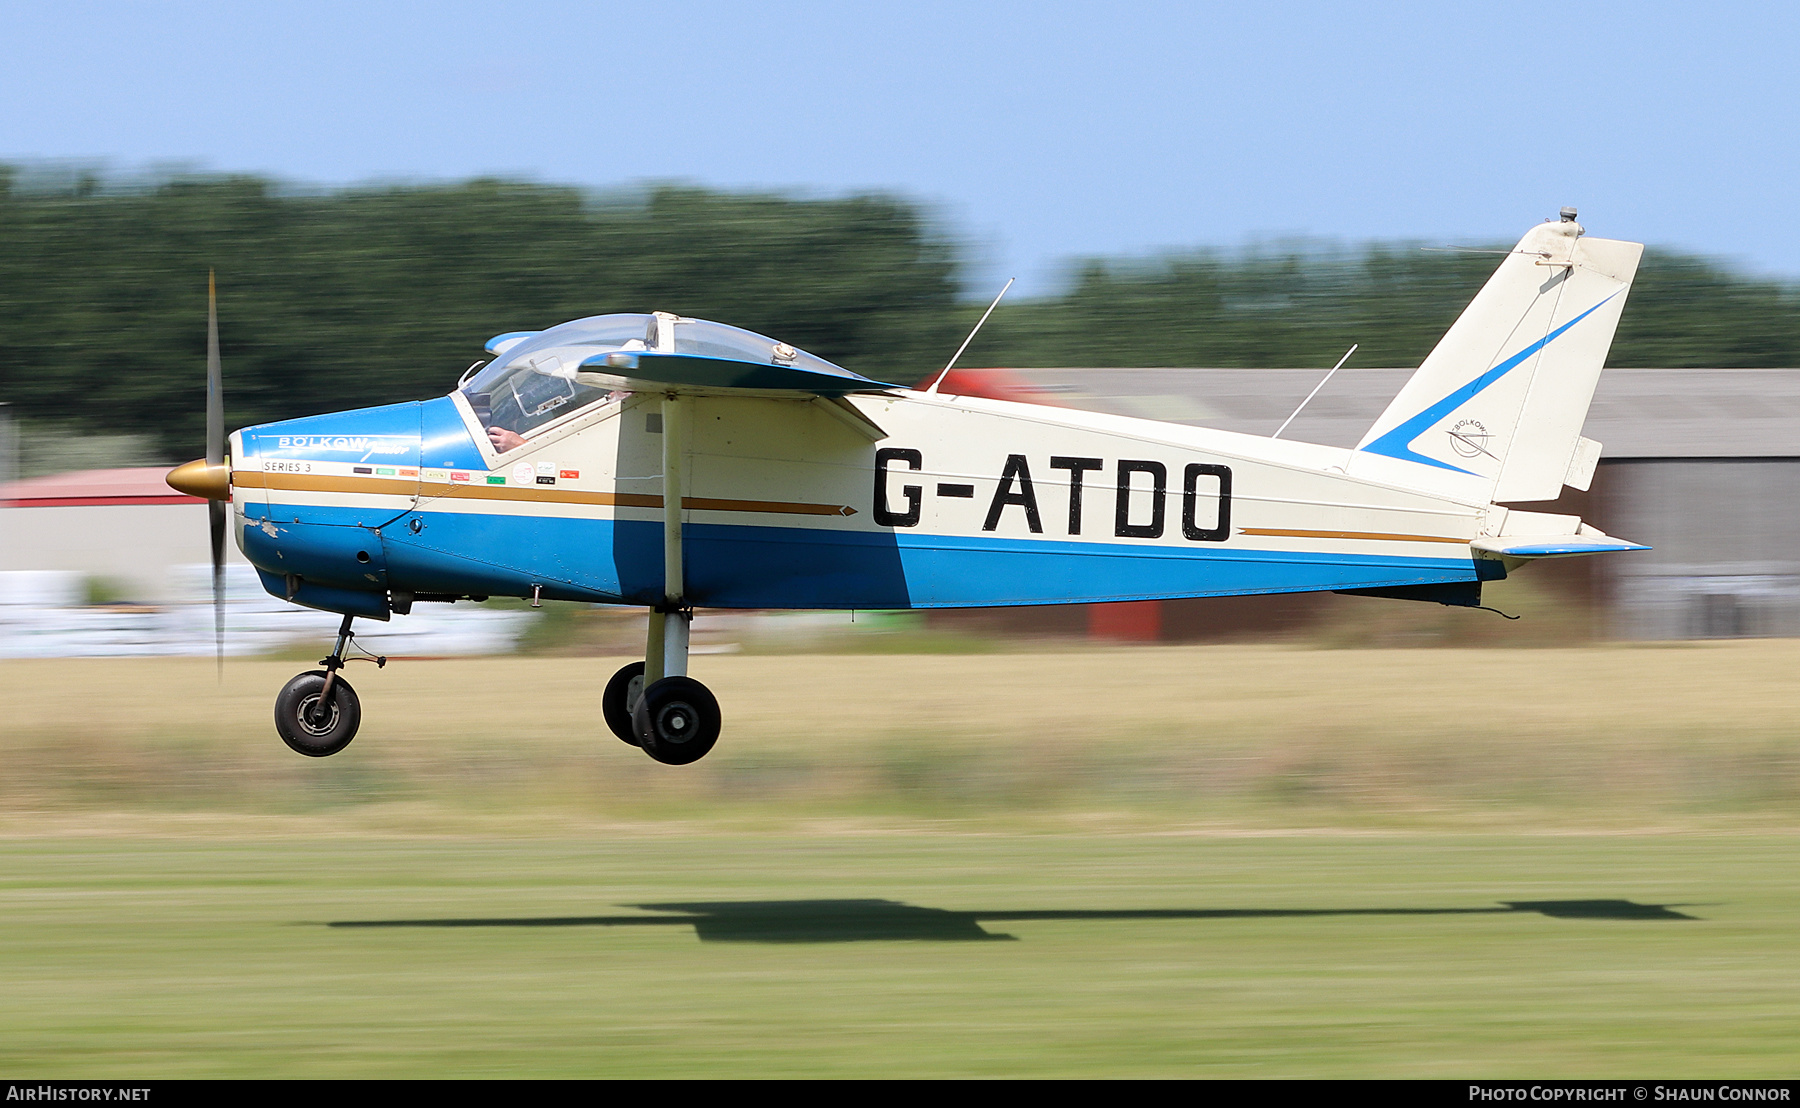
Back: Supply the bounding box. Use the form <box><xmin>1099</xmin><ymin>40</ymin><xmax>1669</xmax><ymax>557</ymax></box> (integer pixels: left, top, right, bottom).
<box><xmin>911</xmin><ymin>367</ymin><xmax>1066</xmax><ymax>406</ymax></box>
<box><xmin>1</xmin><ymin>467</ymin><xmax>204</xmax><ymax>508</ymax></box>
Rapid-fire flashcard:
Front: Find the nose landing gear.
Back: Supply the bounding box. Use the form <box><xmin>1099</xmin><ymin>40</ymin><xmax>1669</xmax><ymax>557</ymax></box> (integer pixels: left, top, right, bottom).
<box><xmin>274</xmin><ymin>613</ymin><xmax>385</xmax><ymax>757</ymax></box>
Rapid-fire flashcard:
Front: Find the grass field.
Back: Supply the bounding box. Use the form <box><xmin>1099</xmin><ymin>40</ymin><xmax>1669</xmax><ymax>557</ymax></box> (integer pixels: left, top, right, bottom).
<box><xmin>3</xmin><ymin>642</ymin><xmax>1799</xmax><ymax>828</ymax></box>
<box><xmin>2</xmin><ymin>834</ymin><xmax>1797</xmax><ymax>1077</ymax></box>
<box><xmin>2</xmin><ymin>645</ymin><xmax>1797</xmax><ymax>1076</ymax></box>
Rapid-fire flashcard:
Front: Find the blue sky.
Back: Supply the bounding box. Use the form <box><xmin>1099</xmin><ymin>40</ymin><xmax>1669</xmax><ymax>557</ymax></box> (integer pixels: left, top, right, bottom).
<box><xmin>4</xmin><ymin>1</ymin><xmax>1797</xmax><ymax>294</ymax></box>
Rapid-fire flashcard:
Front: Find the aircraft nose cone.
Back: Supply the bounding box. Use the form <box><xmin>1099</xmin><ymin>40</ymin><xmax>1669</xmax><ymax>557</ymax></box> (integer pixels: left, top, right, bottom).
<box><xmin>167</xmin><ymin>458</ymin><xmax>232</xmax><ymax>501</ymax></box>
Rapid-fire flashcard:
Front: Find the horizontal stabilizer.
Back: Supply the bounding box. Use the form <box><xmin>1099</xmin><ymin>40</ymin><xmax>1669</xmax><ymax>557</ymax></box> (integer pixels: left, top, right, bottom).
<box><xmin>1471</xmin><ymin>535</ymin><xmax>1649</xmax><ymax>558</ymax></box>
<box><xmin>580</xmin><ymin>352</ymin><xmax>904</xmax><ymax>396</ymax></box>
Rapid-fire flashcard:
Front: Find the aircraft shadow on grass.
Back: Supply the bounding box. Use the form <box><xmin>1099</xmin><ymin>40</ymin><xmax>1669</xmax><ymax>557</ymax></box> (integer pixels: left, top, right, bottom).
<box><xmin>328</xmin><ymin>898</ymin><xmax>1697</xmax><ymax>943</ymax></box>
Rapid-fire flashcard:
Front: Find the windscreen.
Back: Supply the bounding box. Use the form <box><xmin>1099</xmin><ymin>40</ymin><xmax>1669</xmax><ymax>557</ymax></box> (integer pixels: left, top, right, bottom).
<box><xmin>461</xmin><ymin>314</ymin><xmax>652</xmax><ymax>447</ymax></box>
<box><xmin>460</xmin><ymin>313</ymin><xmax>859</xmax><ymax>450</ymax></box>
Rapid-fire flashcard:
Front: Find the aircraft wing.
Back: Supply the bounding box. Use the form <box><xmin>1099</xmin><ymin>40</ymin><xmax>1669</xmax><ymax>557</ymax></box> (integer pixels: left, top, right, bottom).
<box><xmin>580</xmin><ymin>351</ymin><xmax>906</xmax><ymax>396</ymax></box>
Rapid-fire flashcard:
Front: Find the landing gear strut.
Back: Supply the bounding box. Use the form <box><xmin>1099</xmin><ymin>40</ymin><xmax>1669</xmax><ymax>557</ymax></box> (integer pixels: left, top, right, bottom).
<box><xmin>274</xmin><ymin>613</ymin><xmax>385</xmax><ymax>757</ymax></box>
<box><xmin>601</xmin><ymin>390</ymin><xmax>723</xmax><ymax>764</ymax></box>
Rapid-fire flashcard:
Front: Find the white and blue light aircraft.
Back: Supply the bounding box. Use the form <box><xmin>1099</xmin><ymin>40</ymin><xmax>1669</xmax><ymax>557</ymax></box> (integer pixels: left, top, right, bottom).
<box><xmin>168</xmin><ymin>210</ymin><xmax>1646</xmax><ymax>764</ymax></box>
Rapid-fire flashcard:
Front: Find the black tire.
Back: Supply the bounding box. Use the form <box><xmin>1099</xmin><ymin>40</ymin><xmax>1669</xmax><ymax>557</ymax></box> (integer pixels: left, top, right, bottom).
<box><xmin>601</xmin><ymin>661</ymin><xmax>646</xmax><ymax>746</ymax></box>
<box><xmin>274</xmin><ymin>670</ymin><xmax>361</xmax><ymax>757</ymax></box>
<box><xmin>631</xmin><ymin>676</ymin><xmax>721</xmax><ymax>765</ymax></box>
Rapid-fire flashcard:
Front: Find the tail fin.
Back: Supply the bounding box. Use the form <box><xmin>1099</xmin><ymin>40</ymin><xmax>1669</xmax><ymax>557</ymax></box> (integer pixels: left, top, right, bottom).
<box><xmin>1352</xmin><ymin>216</ymin><xmax>1642</xmax><ymax>502</ymax></box>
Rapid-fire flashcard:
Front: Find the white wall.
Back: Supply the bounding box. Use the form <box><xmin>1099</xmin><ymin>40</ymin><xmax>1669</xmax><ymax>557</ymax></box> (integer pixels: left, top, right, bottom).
<box><xmin>0</xmin><ymin>503</ymin><xmax>250</xmax><ymax>603</ymax></box>
<box><xmin>1604</xmin><ymin>459</ymin><xmax>1800</xmax><ymax>639</ymax></box>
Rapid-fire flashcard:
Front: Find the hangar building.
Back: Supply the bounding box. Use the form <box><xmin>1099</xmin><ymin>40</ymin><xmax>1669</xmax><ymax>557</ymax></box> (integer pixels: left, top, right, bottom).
<box><xmin>937</xmin><ymin>366</ymin><xmax>1800</xmax><ymax>641</ymax></box>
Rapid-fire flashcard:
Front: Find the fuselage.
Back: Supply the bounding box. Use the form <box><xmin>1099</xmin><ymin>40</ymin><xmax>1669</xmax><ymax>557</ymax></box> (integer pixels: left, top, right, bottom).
<box><xmin>229</xmin><ymin>385</ymin><xmax>1505</xmax><ymax>620</ymax></box>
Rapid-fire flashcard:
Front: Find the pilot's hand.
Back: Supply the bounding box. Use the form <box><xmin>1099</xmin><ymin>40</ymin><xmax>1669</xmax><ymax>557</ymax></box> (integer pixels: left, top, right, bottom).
<box><xmin>487</xmin><ymin>426</ymin><xmax>527</xmax><ymax>452</ymax></box>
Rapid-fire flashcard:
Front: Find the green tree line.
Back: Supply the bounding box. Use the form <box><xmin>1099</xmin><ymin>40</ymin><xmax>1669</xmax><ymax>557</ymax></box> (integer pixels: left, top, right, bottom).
<box><xmin>2</xmin><ymin>166</ymin><xmax>1797</xmax><ymax>462</ymax></box>
<box><xmin>0</xmin><ymin>169</ymin><xmax>962</xmax><ymax>460</ymax></box>
<box><xmin>976</xmin><ymin>244</ymin><xmax>1800</xmax><ymax>371</ymax></box>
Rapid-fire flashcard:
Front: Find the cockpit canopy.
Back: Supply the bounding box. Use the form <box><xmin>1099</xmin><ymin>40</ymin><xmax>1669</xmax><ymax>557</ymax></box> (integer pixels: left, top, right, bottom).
<box><xmin>462</xmin><ymin>312</ymin><xmax>855</xmax><ymax>442</ymax></box>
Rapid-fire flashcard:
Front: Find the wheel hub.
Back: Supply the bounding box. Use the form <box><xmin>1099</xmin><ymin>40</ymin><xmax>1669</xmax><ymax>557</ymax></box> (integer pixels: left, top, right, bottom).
<box><xmin>656</xmin><ymin>703</ymin><xmax>694</xmax><ymax>743</ymax></box>
<box><xmin>297</xmin><ymin>694</ymin><xmax>340</xmax><ymax>736</ymax></box>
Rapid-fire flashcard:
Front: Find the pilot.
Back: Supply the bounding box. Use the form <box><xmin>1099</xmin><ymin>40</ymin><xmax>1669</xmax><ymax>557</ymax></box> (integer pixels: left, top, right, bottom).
<box><xmin>487</xmin><ymin>425</ymin><xmax>528</xmax><ymax>452</ymax></box>
<box><xmin>484</xmin><ymin>387</ymin><xmax>630</xmax><ymax>454</ymax></box>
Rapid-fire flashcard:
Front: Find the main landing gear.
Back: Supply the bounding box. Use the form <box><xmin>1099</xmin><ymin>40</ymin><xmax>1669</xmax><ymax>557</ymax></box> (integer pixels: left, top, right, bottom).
<box><xmin>601</xmin><ymin>606</ymin><xmax>722</xmax><ymax>766</ymax></box>
<box><xmin>598</xmin><ymin>389</ymin><xmax>723</xmax><ymax>766</ymax></box>
<box><xmin>274</xmin><ymin>613</ymin><xmax>385</xmax><ymax>757</ymax></box>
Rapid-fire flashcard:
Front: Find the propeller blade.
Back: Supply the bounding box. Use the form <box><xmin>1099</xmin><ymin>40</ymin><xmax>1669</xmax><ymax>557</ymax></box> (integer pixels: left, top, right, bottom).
<box><xmin>210</xmin><ymin>498</ymin><xmax>226</xmax><ymax>676</ymax></box>
<box><xmin>206</xmin><ymin>272</ymin><xmax>226</xmax><ymax>676</ymax></box>
<box><xmin>206</xmin><ymin>271</ymin><xmax>223</xmax><ymax>467</ymax></box>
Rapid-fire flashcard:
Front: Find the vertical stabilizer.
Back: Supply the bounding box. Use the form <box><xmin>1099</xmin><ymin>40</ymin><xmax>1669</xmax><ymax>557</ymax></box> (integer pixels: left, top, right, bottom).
<box><xmin>1352</xmin><ymin>216</ymin><xmax>1642</xmax><ymax>502</ymax></box>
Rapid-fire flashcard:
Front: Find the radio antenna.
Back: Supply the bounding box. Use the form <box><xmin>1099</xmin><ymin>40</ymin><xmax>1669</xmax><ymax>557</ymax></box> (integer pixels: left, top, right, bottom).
<box><xmin>925</xmin><ymin>277</ymin><xmax>1015</xmax><ymax>394</ymax></box>
<box><xmin>1272</xmin><ymin>343</ymin><xmax>1357</xmax><ymax>440</ymax></box>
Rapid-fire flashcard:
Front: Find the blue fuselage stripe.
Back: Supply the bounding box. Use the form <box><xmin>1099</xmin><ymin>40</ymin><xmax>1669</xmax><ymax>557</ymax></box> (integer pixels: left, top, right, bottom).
<box><xmin>241</xmin><ymin>502</ymin><xmax>1489</xmax><ymax>610</ymax></box>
